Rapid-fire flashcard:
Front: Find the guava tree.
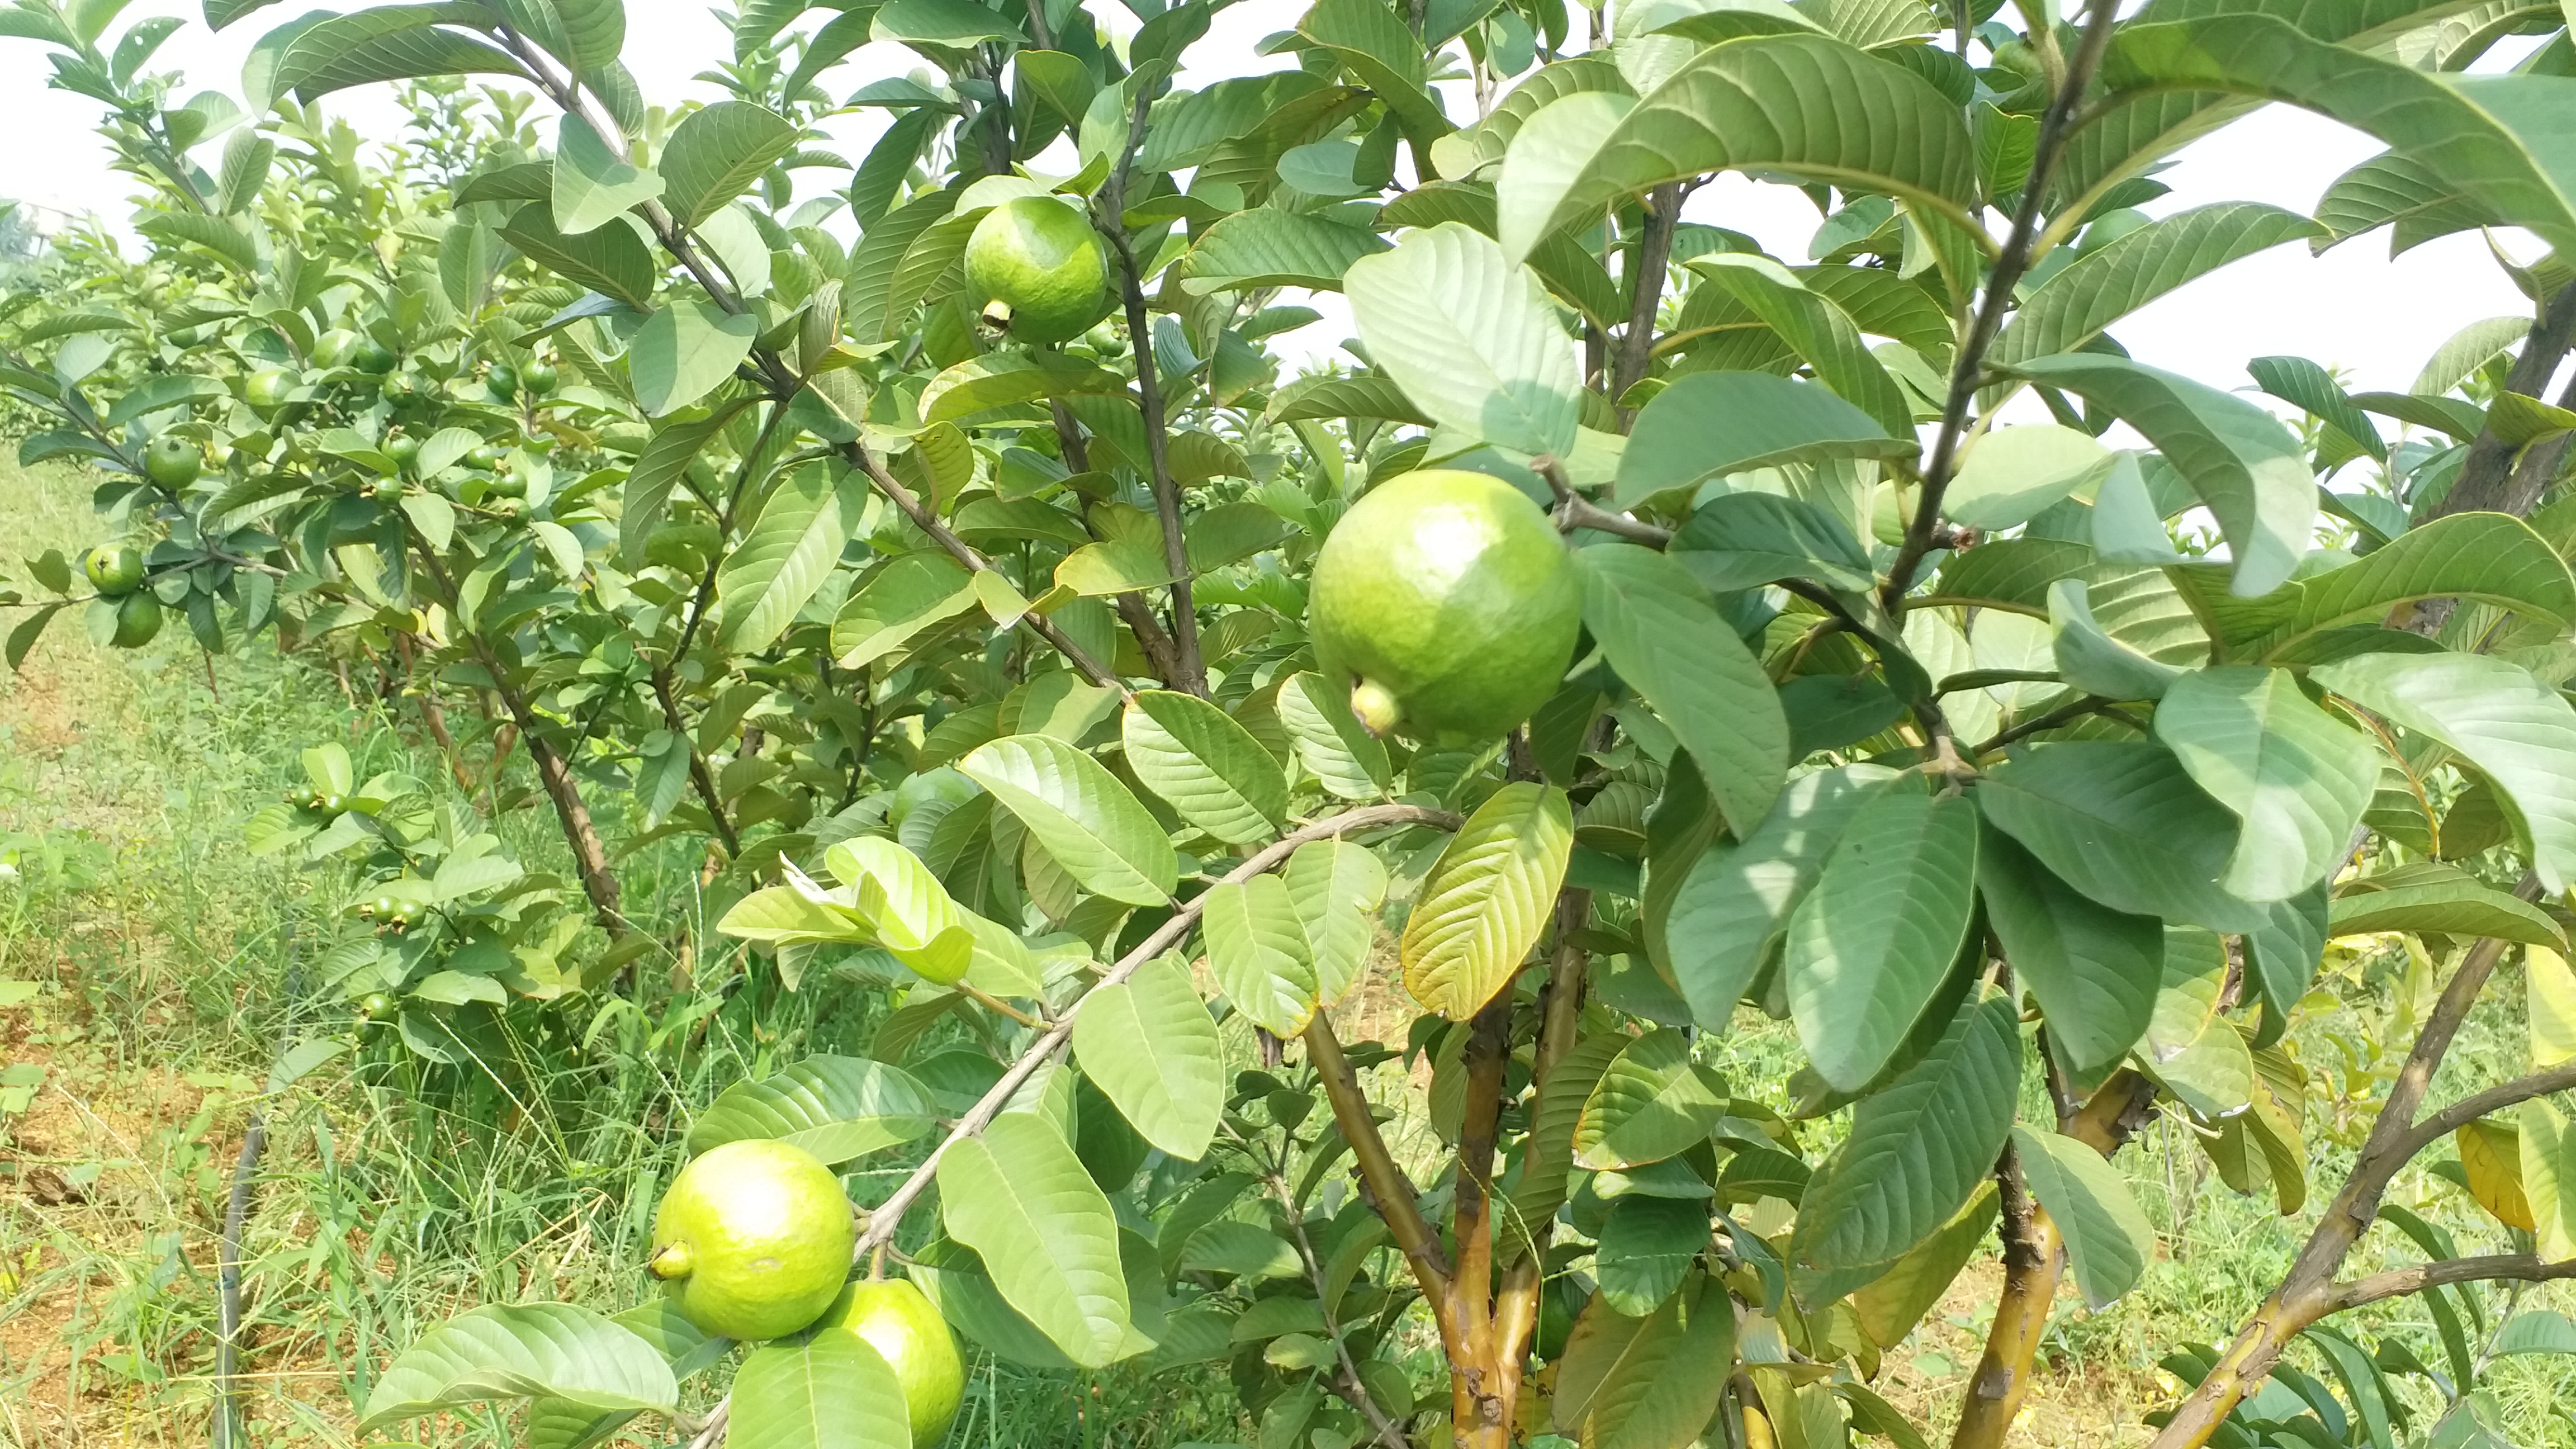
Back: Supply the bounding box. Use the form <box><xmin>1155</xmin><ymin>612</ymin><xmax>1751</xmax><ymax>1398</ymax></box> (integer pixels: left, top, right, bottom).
<box><xmin>12</xmin><ymin>0</ymin><xmax>2576</xmax><ymax>1446</ymax></box>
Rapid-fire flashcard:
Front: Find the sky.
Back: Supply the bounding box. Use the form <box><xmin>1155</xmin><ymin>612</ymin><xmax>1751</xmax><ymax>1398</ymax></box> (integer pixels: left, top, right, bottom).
<box><xmin>0</xmin><ymin>0</ymin><xmax>2542</xmax><ymax>399</ymax></box>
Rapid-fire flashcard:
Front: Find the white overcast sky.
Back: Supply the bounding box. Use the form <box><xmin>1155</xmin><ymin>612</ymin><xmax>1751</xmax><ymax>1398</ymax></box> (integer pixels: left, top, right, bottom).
<box><xmin>0</xmin><ymin>0</ymin><xmax>2540</xmax><ymax>396</ymax></box>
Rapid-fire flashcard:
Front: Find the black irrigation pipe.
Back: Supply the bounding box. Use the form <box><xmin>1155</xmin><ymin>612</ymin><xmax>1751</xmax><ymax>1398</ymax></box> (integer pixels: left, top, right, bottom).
<box><xmin>216</xmin><ymin>920</ymin><xmax>300</xmax><ymax>1449</ymax></box>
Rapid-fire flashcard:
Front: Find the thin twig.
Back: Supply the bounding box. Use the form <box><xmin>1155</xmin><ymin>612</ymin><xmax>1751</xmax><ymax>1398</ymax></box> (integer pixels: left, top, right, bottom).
<box><xmin>669</xmin><ymin>806</ymin><xmax>1464</xmax><ymax>1439</ymax></box>
<box><xmin>1881</xmin><ymin>0</ymin><xmax>2126</xmax><ymax>610</ymax></box>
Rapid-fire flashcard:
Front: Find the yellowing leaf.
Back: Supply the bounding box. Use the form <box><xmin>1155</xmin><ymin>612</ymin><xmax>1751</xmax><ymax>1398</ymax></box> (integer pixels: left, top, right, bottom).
<box><xmin>2531</xmin><ymin>945</ymin><xmax>2576</xmax><ymax>1069</ymax></box>
<box><xmin>1400</xmin><ymin>782</ymin><xmax>1574</xmax><ymax>1019</ymax></box>
<box><xmin>2460</xmin><ymin>1117</ymin><xmax>2535</xmax><ymax>1233</ymax></box>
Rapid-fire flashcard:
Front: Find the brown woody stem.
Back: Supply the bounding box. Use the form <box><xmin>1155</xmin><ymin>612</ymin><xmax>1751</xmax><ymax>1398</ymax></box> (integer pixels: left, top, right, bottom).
<box><xmin>1882</xmin><ymin>0</ymin><xmax>2124</xmax><ymax>610</ymax></box>
<box><xmin>2148</xmin><ymin>874</ymin><xmax>2541</xmax><ymax>1448</ymax></box>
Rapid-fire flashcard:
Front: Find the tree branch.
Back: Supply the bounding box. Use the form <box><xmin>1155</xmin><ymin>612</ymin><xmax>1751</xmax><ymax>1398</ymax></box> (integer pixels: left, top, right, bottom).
<box><xmin>1097</xmin><ymin>85</ymin><xmax>1206</xmax><ymax>696</ymax></box>
<box><xmin>2323</xmin><ymin>1253</ymin><xmax>2576</xmax><ymax>1315</ymax></box>
<box><xmin>836</xmin><ymin>439</ymin><xmax>1128</xmax><ymax>692</ymax></box>
<box><xmin>1611</xmin><ymin>183</ymin><xmax>1683</xmax><ymax>419</ymax></box>
<box><xmin>2428</xmin><ymin>278</ymin><xmax>2576</xmax><ymax>524</ymax></box>
<box><xmin>2394</xmin><ymin>1058</ymin><xmax>2576</xmax><ymax>1168</ymax></box>
<box><xmin>1881</xmin><ymin>0</ymin><xmax>2125</xmax><ymax>610</ymax></box>
<box><xmin>1262</xmin><ymin>1163</ymin><xmax>1412</xmax><ymax>1449</ymax></box>
<box><xmin>2148</xmin><ymin>873</ymin><xmax>2542</xmax><ymax>1448</ymax></box>
<box><xmin>850</xmin><ymin>805</ymin><xmax>1459</xmax><ymax>1261</ymax></box>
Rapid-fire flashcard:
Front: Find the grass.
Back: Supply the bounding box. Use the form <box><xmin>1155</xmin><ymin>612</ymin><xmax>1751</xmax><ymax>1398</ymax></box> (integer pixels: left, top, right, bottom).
<box><xmin>2</xmin><ymin>451</ymin><xmax>2573</xmax><ymax>1447</ymax></box>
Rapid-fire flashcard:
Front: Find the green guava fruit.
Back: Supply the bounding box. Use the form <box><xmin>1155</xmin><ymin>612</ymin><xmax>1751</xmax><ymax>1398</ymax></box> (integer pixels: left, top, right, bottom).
<box><xmin>963</xmin><ymin>196</ymin><xmax>1110</xmax><ymax>345</ymax></box>
<box><xmin>648</xmin><ymin>1138</ymin><xmax>853</xmax><ymax>1341</ymax></box>
<box><xmin>486</xmin><ymin>363</ymin><xmax>519</xmax><ymax>402</ymax></box>
<box><xmin>83</xmin><ymin>544</ymin><xmax>145</xmax><ymax>595</ymax></box>
<box><xmin>1307</xmin><ymin>468</ymin><xmax>1580</xmax><ymax>744</ymax></box>
<box><xmin>312</xmin><ymin>329</ymin><xmax>361</xmax><ymax>369</ymax></box>
<box><xmin>352</xmin><ymin>339</ymin><xmax>397</xmax><ymax>374</ymax></box>
<box><xmin>384</xmin><ymin>433</ymin><xmax>422</xmax><ymax>470</ymax></box>
<box><xmin>244</xmin><ymin>367</ymin><xmax>298</xmax><ymax>414</ymax></box>
<box><xmin>519</xmin><ymin>360</ymin><xmax>557</xmax><ymax>395</ymax></box>
<box><xmin>820</xmin><ymin>1277</ymin><xmax>965</xmax><ymax>1445</ymax></box>
<box><xmin>111</xmin><ymin>591</ymin><xmax>162</xmax><ymax>648</ymax></box>
<box><xmin>144</xmin><ymin>435</ymin><xmax>201</xmax><ymax>489</ymax></box>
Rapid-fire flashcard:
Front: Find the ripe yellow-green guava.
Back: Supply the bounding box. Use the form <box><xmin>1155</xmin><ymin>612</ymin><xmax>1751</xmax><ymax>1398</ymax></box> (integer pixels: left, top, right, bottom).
<box><xmin>964</xmin><ymin>196</ymin><xmax>1109</xmax><ymax>345</ymax></box>
<box><xmin>819</xmin><ymin>1276</ymin><xmax>965</xmax><ymax>1445</ymax></box>
<box><xmin>1307</xmin><ymin>468</ymin><xmax>1580</xmax><ymax>744</ymax></box>
<box><xmin>647</xmin><ymin>1138</ymin><xmax>854</xmax><ymax>1341</ymax></box>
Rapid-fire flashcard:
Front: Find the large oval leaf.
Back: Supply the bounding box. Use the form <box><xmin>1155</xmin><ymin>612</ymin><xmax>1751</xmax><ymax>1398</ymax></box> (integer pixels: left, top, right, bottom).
<box><xmin>359</xmin><ymin>1304</ymin><xmax>675</xmax><ymax>1431</ymax></box>
<box><xmin>686</xmin><ymin>1055</ymin><xmax>938</xmax><ymax>1165</ymax></box>
<box><xmin>1121</xmin><ymin>690</ymin><xmax>1289</xmax><ymax>846</ymax></box>
<box><xmin>1976</xmin><ymin>740</ymin><xmax>2267</xmax><ymax>932</ymax></box>
<box><xmin>1072</xmin><ymin>955</ymin><xmax>1224</xmax><ymax>1161</ymax></box>
<box><xmin>1201</xmin><ymin>873</ymin><xmax>1320</xmax><ymax>1035</ymax></box>
<box><xmin>1990</xmin><ymin>203</ymin><xmax>2319</xmax><ymax>368</ymax></box>
<box><xmin>715</xmin><ymin>461</ymin><xmax>864</xmax><ymax>654</ymax></box>
<box><xmin>1400</xmin><ymin>782</ymin><xmax>1575</xmax><ymax>1019</ymax></box>
<box><xmin>1784</xmin><ymin>789</ymin><xmax>1981</xmax><ymax>1092</ymax></box>
<box><xmin>2004</xmin><ymin>354</ymin><xmax>2313</xmax><ymax>599</ymax></box>
<box><xmin>726</xmin><ymin>1329</ymin><xmax>912</xmax><ymax>1449</ymax></box>
<box><xmin>935</xmin><ymin>1112</ymin><xmax>1130</xmax><ymax>1368</ymax></box>
<box><xmin>1978</xmin><ymin>830</ymin><xmax>2162</xmax><ymax>1078</ymax></box>
<box><xmin>1575</xmin><ymin>543</ymin><xmax>1789</xmax><ymax>835</ymax></box>
<box><xmin>1792</xmin><ymin>993</ymin><xmax>2020</xmax><ymax>1272</ymax></box>
<box><xmin>1344</xmin><ymin>222</ymin><xmax>1581</xmax><ymax>458</ymax></box>
<box><xmin>2327</xmin><ymin>864</ymin><xmax>2566</xmax><ymax>949</ymax></box>
<box><xmin>827</xmin><ymin>835</ymin><xmax>976</xmax><ymax>983</ymax></box>
<box><xmin>1654</xmin><ymin>764</ymin><xmax>1898</xmax><ymax>1027</ymax></box>
<box><xmin>959</xmin><ymin>734</ymin><xmax>1178</xmax><ymax>906</ymax></box>
<box><xmin>1497</xmin><ymin>34</ymin><xmax>1978</xmax><ymax>264</ymax></box>
<box><xmin>1277</xmin><ymin>670</ymin><xmax>1393</xmax><ymax>801</ymax></box>
<box><xmin>1618</xmin><ymin>371</ymin><xmax>1911</xmax><ymax>504</ymax></box>
<box><xmin>2313</xmin><ymin>651</ymin><xmax>2576</xmax><ymax>894</ymax></box>
<box><xmin>1282</xmin><ymin>837</ymin><xmax>1389</xmax><ymax>1005</ymax></box>
<box><xmin>2012</xmin><ymin>1124</ymin><xmax>2154</xmax><ymax>1310</ymax></box>
<box><xmin>2152</xmin><ymin>666</ymin><xmax>2378</xmax><ymax>902</ymax></box>
<box><xmin>1572</xmin><ymin>1027</ymin><xmax>1727</xmax><ymax>1171</ymax></box>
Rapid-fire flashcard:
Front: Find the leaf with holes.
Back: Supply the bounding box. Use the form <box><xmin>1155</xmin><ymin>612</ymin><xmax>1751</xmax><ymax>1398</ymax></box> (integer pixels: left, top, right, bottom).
<box><xmin>1401</xmin><ymin>782</ymin><xmax>1574</xmax><ymax>1019</ymax></box>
